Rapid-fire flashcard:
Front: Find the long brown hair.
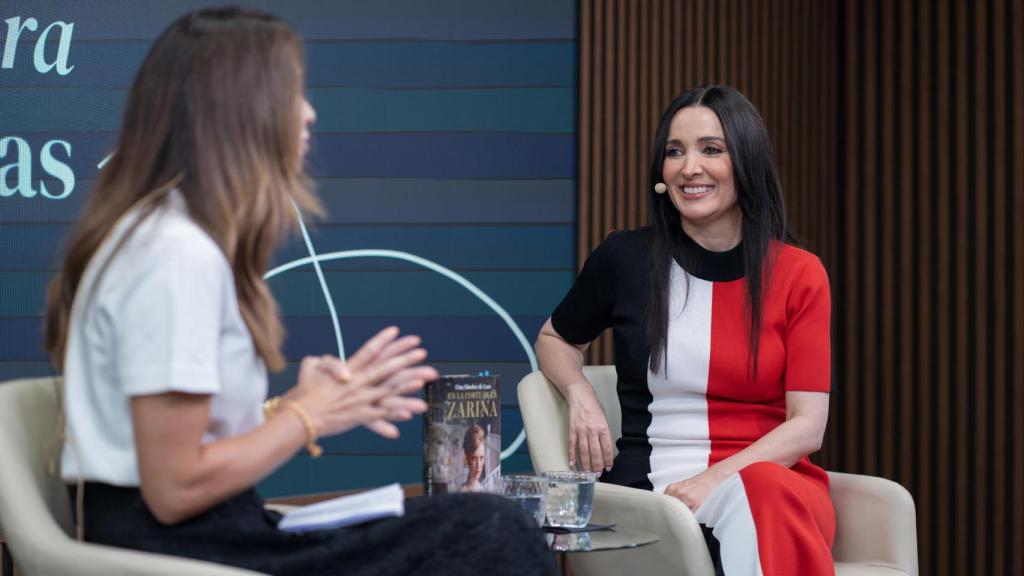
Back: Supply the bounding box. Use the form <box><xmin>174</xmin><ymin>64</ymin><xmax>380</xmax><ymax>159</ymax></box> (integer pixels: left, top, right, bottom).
<box><xmin>45</xmin><ymin>8</ymin><xmax>320</xmax><ymax>373</ymax></box>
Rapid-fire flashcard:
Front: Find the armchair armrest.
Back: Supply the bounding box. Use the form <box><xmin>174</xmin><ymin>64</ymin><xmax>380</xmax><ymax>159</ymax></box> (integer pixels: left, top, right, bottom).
<box><xmin>828</xmin><ymin>472</ymin><xmax>918</xmax><ymax>576</ymax></box>
<box><xmin>517</xmin><ymin>371</ymin><xmax>572</xmax><ymax>473</ymax></box>
<box><xmin>570</xmin><ymin>482</ymin><xmax>715</xmax><ymax>576</ymax></box>
<box><xmin>19</xmin><ymin>539</ymin><xmax>264</xmax><ymax>576</ymax></box>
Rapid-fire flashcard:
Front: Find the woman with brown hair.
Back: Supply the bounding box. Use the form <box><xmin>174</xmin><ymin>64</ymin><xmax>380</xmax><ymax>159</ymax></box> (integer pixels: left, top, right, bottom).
<box><xmin>45</xmin><ymin>8</ymin><xmax>553</xmax><ymax>575</ymax></box>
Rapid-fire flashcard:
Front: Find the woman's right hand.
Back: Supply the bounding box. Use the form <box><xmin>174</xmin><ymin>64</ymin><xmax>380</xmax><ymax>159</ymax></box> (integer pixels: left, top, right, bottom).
<box><xmin>287</xmin><ymin>326</ymin><xmax>436</xmax><ymax>439</ymax></box>
<box><xmin>565</xmin><ymin>383</ymin><xmax>614</xmax><ymax>473</ymax></box>
<box><xmin>534</xmin><ymin>318</ymin><xmax>614</xmax><ymax>473</ymax></box>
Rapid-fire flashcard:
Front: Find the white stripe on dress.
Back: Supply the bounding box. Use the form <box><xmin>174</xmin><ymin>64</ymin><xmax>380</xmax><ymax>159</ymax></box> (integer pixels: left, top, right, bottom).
<box><xmin>696</xmin><ymin>472</ymin><xmax>765</xmax><ymax>576</ymax></box>
<box><xmin>646</xmin><ymin>263</ymin><xmax>714</xmax><ymax>494</ymax></box>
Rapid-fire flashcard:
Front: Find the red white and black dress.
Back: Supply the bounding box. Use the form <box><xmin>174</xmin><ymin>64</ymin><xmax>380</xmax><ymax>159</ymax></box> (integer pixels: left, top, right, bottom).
<box><xmin>551</xmin><ymin>227</ymin><xmax>836</xmax><ymax>575</ymax></box>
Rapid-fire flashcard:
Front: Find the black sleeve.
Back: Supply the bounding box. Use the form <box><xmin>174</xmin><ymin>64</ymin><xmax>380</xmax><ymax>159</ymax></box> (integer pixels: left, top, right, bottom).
<box><xmin>550</xmin><ymin>232</ymin><xmax>619</xmax><ymax>345</ymax></box>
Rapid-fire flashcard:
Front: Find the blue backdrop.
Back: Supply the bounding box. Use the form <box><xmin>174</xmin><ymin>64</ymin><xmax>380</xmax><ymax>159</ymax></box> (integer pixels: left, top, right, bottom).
<box><xmin>0</xmin><ymin>0</ymin><xmax>577</xmax><ymax>496</ymax></box>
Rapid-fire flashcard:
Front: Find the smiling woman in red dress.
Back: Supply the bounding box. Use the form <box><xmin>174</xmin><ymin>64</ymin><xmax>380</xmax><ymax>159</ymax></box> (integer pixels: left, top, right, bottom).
<box><xmin>536</xmin><ymin>85</ymin><xmax>835</xmax><ymax>576</ymax></box>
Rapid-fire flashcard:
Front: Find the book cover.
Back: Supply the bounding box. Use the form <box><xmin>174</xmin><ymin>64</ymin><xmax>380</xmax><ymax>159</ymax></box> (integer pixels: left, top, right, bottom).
<box><xmin>423</xmin><ymin>374</ymin><xmax>500</xmax><ymax>496</ymax></box>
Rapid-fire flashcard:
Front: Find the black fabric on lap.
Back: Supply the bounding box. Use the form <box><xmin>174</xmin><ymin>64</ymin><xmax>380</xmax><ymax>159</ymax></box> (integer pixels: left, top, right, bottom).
<box><xmin>70</xmin><ymin>482</ymin><xmax>555</xmax><ymax>576</ymax></box>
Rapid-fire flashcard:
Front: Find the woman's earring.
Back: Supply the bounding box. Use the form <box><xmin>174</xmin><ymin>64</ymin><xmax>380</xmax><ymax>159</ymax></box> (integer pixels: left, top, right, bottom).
<box><xmin>654</xmin><ymin>183</ymin><xmax>667</xmax><ymax>194</ymax></box>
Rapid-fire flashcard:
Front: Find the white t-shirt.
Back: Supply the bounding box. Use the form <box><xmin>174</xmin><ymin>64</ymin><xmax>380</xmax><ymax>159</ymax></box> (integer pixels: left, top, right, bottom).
<box><xmin>61</xmin><ymin>190</ymin><xmax>268</xmax><ymax>486</ymax></box>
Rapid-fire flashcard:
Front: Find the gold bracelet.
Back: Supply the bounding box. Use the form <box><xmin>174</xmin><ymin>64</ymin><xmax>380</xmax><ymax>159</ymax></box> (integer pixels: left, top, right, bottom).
<box><xmin>264</xmin><ymin>396</ymin><xmax>323</xmax><ymax>458</ymax></box>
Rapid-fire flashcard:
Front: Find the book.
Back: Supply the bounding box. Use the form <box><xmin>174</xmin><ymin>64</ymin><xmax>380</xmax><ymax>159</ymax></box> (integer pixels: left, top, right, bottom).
<box><xmin>423</xmin><ymin>374</ymin><xmax>501</xmax><ymax>496</ymax></box>
<box><xmin>277</xmin><ymin>483</ymin><xmax>405</xmax><ymax>532</ymax></box>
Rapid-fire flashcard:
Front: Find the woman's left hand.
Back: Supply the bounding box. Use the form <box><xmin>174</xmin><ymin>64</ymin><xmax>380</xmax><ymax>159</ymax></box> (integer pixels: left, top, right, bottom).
<box><xmin>664</xmin><ymin>466</ymin><xmax>728</xmax><ymax>512</ymax></box>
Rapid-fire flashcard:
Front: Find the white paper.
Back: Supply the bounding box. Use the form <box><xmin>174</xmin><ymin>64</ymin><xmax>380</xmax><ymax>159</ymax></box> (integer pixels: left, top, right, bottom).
<box><xmin>277</xmin><ymin>483</ymin><xmax>405</xmax><ymax>532</ymax></box>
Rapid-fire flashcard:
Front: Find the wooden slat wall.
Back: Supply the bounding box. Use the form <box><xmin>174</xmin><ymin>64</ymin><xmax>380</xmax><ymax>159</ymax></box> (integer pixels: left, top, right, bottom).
<box><xmin>837</xmin><ymin>1</ymin><xmax>1024</xmax><ymax>574</ymax></box>
<box><xmin>577</xmin><ymin>1</ymin><xmax>1024</xmax><ymax>574</ymax></box>
<box><xmin>579</xmin><ymin>0</ymin><xmax>838</xmax><ymax>363</ymax></box>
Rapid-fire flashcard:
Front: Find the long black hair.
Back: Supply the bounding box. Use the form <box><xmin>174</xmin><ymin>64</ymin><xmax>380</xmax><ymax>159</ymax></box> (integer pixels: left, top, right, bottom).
<box><xmin>646</xmin><ymin>85</ymin><xmax>793</xmax><ymax>376</ymax></box>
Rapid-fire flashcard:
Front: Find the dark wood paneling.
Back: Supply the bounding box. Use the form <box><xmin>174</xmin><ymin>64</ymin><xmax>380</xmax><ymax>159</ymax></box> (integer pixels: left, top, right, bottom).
<box><xmin>579</xmin><ymin>0</ymin><xmax>839</xmax><ymax>365</ymax></box>
<box><xmin>1013</xmin><ymin>3</ymin><xmax>1024</xmax><ymax>571</ymax></box>
<box><xmin>577</xmin><ymin>1</ymin><xmax>1024</xmax><ymax>574</ymax></box>
<box><xmin>914</xmin><ymin>0</ymin><xmax>935</xmax><ymax>559</ymax></box>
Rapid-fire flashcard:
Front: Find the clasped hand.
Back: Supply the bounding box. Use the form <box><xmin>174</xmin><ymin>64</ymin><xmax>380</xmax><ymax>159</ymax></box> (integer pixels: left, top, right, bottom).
<box><xmin>664</xmin><ymin>467</ymin><xmax>727</xmax><ymax>512</ymax></box>
<box><xmin>287</xmin><ymin>327</ymin><xmax>436</xmax><ymax>440</ymax></box>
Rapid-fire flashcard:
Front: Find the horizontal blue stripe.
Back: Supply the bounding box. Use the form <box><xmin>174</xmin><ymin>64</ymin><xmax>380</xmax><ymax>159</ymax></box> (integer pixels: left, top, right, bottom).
<box><xmin>0</xmin><ymin>361</ymin><xmax>58</xmax><ymax>383</ymax></box>
<box><xmin>501</xmin><ymin>452</ymin><xmax>536</xmax><ymax>475</ymax></box>
<box><xmin>0</xmin><ymin>42</ymin><xmax>574</xmax><ymax>89</ymax></box>
<box><xmin>0</xmin><ymin>88</ymin><xmax>126</xmax><ymax>131</ymax></box>
<box><xmin>0</xmin><ymin>316</ymin><xmax>549</xmax><ymax>362</ymax></box>
<box><xmin>271</xmin><ymin>225</ymin><xmax>575</xmax><ymax>270</ymax></box>
<box><xmin>0</xmin><ymin>42</ymin><xmax>146</xmax><ymax>89</ymax></box>
<box><xmin>502</xmin><ymin>410</ymin><xmax>528</xmax><ymax>454</ymax></box>
<box><xmin>313</xmin><ymin>178</ymin><xmax>574</xmax><ymax>224</ymax></box>
<box><xmin>256</xmin><ymin>454</ymin><xmax>423</xmax><ymax>497</ymax></box>
<box><xmin>5</xmin><ymin>0</ymin><xmax>574</xmax><ymax>41</ymax></box>
<box><xmin>310</xmin><ymin>88</ymin><xmax>575</xmax><ymax>133</ymax></box>
<box><xmin>306</xmin><ymin>133</ymin><xmax>575</xmax><ymax>178</ymax></box>
<box><xmin>305</xmin><ymin>42</ymin><xmax>574</xmax><ymax>88</ymax></box>
<box><xmin>0</xmin><ymin>180</ymin><xmax>92</xmax><ymax>222</ymax></box>
<box><xmin>0</xmin><ymin>133</ymin><xmax>575</xmax><ymax>180</ymax></box>
<box><xmin>0</xmin><ymin>178</ymin><xmax>575</xmax><ymax>224</ymax></box>
<box><xmin>1</xmin><ymin>224</ymin><xmax>574</xmax><ymax>271</ymax></box>
<box><xmin>267</xmin><ymin>270</ymin><xmax>572</xmax><ymax>317</ymax></box>
<box><xmin>1</xmin><ymin>87</ymin><xmax>575</xmax><ymax>132</ymax></box>
<box><xmin>0</xmin><ymin>225</ymin><xmax>73</xmax><ymax>269</ymax></box>
<box><xmin>0</xmin><ymin>271</ymin><xmax>51</xmax><ymax>315</ymax></box>
<box><xmin>267</xmin><ymin>361</ymin><xmax>533</xmax><ymax>406</ymax></box>
<box><xmin>272</xmin><ymin>251</ymin><xmax>572</xmax><ymax>273</ymax></box>
<box><xmin>0</xmin><ymin>269</ymin><xmax>573</xmax><ymax>317</ymax></box>
<box><xmin>0</xmin><ymin>318</ymin><xmax>46</xmax><ymax>360</ymax></box>
<box><xmin>280</xmin><ymin>316</ymin><xmax>547</xmax><ymax>364</ymax></box>
<box><xmin>3</xmin><ymin>356</ymin><xmax>535</xmax><ymax>405</ymax></box>
<box><xmin>0</xmin><ymin>360</ymin><xmax>536</xmax><ymax>396</ymax></box>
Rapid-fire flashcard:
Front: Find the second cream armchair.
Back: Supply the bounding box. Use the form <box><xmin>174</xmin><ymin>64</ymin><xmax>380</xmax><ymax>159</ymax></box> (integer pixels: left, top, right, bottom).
<box><xmin>517</xmin><ymin>367</ymin><xmax>918</xmax><ymax>576</ymax></box>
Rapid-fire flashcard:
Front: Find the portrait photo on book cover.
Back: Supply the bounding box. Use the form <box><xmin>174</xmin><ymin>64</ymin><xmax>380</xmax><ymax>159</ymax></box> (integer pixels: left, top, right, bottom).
<box><xmin>424</xmin><ymin>375</ymin><xmax>501</xmax><ymax>495</ymax></box>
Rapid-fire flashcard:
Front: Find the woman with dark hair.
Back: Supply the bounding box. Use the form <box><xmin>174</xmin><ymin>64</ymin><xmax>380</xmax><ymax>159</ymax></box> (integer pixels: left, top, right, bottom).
<box><xmin>458</xmin><ymin>424</ymin><xmax>487</xmax><ymax>493</ymax></box>
<box><xmin>46</xmin><ymin>8</ymin><xmax>554</xmax><ymax>575</ymax></box>
<box><xmin>536</xmin><ymin>85</ymin><xmax>834</xmax><ymax>574</ymax></box>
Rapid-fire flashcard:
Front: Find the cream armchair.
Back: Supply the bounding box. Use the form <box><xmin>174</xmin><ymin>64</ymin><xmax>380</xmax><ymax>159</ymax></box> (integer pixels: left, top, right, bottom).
<box><xmin>518</xmin><ymin>367</ymin><xmax>919</xmax><ymax>576</ymax></box>
<box><xmin>0</xmin><ymin>377</ymin><xmax>264</xmax><ymax>576</ymax></box>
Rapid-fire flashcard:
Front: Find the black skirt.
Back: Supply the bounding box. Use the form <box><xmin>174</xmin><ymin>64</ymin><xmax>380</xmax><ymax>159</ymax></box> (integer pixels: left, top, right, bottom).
<box><xmin>71</xmin><ymin>483</ymin><xmax>556</xmax><ymax>576</ymax></box>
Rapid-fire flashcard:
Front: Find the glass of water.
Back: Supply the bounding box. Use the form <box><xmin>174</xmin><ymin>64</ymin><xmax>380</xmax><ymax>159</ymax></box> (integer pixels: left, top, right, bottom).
<box><xmin>499</xmin><ymin>474</ymin><xmax>548</xmax><ymax>527</ymax></box>
<box><xmin>543</xmin><ymin>470</ymin><xmax>597</xmax><ymax>528</ymax></box>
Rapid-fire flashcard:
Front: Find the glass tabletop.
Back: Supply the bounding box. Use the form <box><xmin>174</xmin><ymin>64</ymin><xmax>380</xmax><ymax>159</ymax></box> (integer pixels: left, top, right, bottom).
<box><xmin>546</xmin><ymin>527</ymin><xmax>659</xmax><ymax>553</ymax></box>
